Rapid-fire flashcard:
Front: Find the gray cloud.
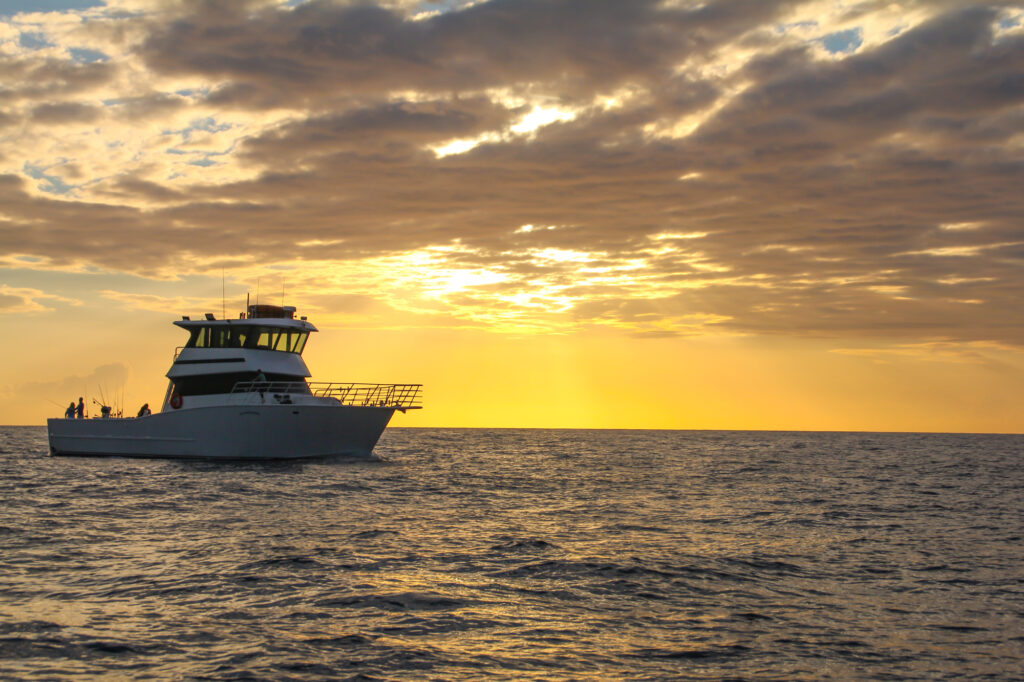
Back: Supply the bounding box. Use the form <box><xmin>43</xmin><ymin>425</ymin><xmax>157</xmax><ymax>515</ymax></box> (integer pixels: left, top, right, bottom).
<box><xmin>2</xmin><ymin>1</ymin><xmax>1023</xmax><ymax>344</ymax></box>
<box><xmin>0</xmin><ymin>57</ymin><xmax>116</xmax><ymax>104</ymax></box>
<box><xmin>31</xmin><ymin>101</ymin><xmax>103</xmax><ymax>124</ymax></box>
<box><xmin>239</xmin><ymin>96</ymin><xmax>519</xmax><ymax>165</ymax></box>
<box><xmin>109</xmin><ymin>93</ymin><xmax>189</xmax><ymax>121</ymax></box>
<box><xmin>137</xmin><ymin>0</ymin><xmax>797</xmax><ymax>106</ymax></box>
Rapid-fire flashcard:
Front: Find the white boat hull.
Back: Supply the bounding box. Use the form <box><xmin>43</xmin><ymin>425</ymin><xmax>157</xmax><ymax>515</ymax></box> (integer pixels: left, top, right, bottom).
<box><xmin>47</xmin><ymin>404</ymin><xmax>396</xmax><ymax>459</ymax></box>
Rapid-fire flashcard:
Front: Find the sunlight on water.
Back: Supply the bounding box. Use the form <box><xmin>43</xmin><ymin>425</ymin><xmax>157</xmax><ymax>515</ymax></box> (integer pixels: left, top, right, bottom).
<box><xmin>1</xmin><ymin>427</ymin><xmax>1023</xmax><ymax>679</ymax></box>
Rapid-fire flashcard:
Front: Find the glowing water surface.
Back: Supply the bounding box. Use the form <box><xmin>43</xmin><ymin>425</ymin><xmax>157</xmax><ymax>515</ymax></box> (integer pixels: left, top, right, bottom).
<box><xmin>1</xmin><ymin>427</ymin><xmax>1022</xmax><ymax>679</ymax></box>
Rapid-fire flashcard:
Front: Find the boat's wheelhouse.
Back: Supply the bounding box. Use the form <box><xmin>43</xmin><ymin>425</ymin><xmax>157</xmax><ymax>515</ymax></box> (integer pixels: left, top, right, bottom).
<box><xmin>163</xmin><ymin>305</ymin><xmax>319</xmax><ymax>408</ymax></box>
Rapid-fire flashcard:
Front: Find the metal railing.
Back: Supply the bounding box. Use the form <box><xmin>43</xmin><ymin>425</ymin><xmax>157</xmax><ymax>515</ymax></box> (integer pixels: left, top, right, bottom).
<box><xmin>230</xmin><ymin>381</ymin><xmax>422</xmax><ymax>409</ymax></box>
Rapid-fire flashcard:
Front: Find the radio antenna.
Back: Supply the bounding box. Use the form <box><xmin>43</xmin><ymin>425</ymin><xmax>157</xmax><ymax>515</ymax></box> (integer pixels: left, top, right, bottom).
<box><xmin>222</xmin><ymin>269</ymin><xmax>226</xmax><ymax>320</ymax></box>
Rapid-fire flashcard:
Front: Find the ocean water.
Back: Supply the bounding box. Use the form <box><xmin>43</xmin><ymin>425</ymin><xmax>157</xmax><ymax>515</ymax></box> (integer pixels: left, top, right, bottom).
<box><xmin>1</xmin><ymin>427</ymin><xmax>1022</xmax><ymax>680</ymax></box>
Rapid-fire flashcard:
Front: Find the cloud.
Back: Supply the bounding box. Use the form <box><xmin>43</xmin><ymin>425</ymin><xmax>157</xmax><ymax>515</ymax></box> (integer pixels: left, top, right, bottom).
<box><xmin>0</xmin><ymin>284</ymin><xmax>79</xmax><ymax>312</ymax></box>
<box><xmin>135</xmin><ymin>0</ymin><xmax>795</xmax><ymax>106</ymax></box>
<box><xmin>31</xmin><ymin>100</ymin><xmax>102</xmax><ymax>123</ymax></box>
<box><xmin>0</xmin><ymin>57</ymin><xmax>116</xmax><ymax>104</ymax></box>
<box><xmin>98</xmin><ymin>289</ymin><xmax>224</xmax><ymax>313</ymax></box>
<box><xmin>0</xmin><ymin>0</ymin><xmax>1022</xmax><ymax>344</ymax></box>
<box><xmin>2</xmin><ymin>362</ymin><xmax>130</xmax><ymax>406</ymax></box>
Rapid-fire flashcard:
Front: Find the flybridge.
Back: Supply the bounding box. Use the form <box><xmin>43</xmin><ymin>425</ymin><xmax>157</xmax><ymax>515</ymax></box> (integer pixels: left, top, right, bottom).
<box><xmin>182</xmin><ymin>304</ymin><xmax>308</xmax><ymax>322</ymax></box>
<box><xmin>175</xmin><ymin>304</ymin><xmax>318</xmax><ymax>354</ymax></box>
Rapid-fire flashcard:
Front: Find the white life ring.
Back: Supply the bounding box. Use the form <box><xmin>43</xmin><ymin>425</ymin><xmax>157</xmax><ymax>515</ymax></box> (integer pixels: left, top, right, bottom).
<box><xmin>170</xmin><ymin>391</ymin><xmax>183</xmax><ymax>409</ymax></box>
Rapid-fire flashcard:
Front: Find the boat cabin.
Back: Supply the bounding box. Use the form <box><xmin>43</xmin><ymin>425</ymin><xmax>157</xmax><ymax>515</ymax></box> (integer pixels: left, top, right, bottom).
<box><xmin>164</xmin><ymin>305</ymin><xmax>319</xmax><ymax>405</ymax></box>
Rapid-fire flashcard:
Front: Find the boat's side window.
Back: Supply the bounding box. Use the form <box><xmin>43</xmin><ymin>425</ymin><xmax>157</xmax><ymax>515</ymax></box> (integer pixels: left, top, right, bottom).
<box><xmin>187</xmin><ymin>326</ymin><xmax>237</xmax><ymax>348</ymax></box>
<box><xmin>195</xmin><ymin>327</ymin><xmax>212</xmax><ymax>348</ymax></box>
<box><xmin>255</xmin><ymin>329</ymin><xmax>274</xmax><ymax>350</ymax></box>
<box><xmin>190</xmin><ymin>326</ymin><xmax>306</xmax><ymax>352</ymax></box>
<box><xmin>211</xmin><ymin>327</ymin><xmax>231</xmax><ymax>348</ymax></box>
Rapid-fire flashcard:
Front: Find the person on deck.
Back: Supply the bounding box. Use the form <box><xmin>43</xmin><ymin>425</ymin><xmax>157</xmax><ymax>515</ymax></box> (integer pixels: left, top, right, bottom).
<box><xmin>253</xmin><ymin>369</ymin><xmax>267</xmax><ymax>403</ymax></box>
<box><xmin>76</xmin><ymin>397</ymin><xmax>85</xmax><ymax>419</ymax></box>
<box><xmin>65</xmin><ymin>402</ymin><xmax>75</xmax><ymax>419</ymax></box>
<box><xmin>137</xmin><ymin>403</ymin><xmax>151</xmax><ymax>417</ymax></box>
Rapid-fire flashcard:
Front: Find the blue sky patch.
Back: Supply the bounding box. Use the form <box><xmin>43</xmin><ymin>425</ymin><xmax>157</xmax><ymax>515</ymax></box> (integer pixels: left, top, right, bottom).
<box><xmin>776</xmin><ymin>20</ymin><xmax>817</xmax><ymax>35</ymax></box>
<box><xmin>1</xmin><ymin>0</ymin><xmax>103</xmax><ymax>16</ymax></box>
<box><xmin>415</xmin><ymin>0</ymin><xmax>471</xmax><ymax>13</ymax></box>
<box><xmin>69</xmin><ymin>47</ymin><xmax>108</xmax><ymax>63</ymax></box>
<box><xmin>187</xmin><ymin>117</ymin><xmax>233</xmax><ymax>135</ymax></box>
<box><xmin>23</xmin><ymin>162</ymin><xmax>73</xmax><ymax>195</ymax></box>
<box><xmin>18</xmin><ymin>32</ymin><xmax>52</xmax><ymax>49</ymax></box>
<box><xmin>822</xmin><ymin>28</ymin><xmax>863</xmax><ymax>54</ymax></box>
<box><xmin>175</xmin><ymin>88</ymin><xmax>209</xmax><ymax>99</ymax></box>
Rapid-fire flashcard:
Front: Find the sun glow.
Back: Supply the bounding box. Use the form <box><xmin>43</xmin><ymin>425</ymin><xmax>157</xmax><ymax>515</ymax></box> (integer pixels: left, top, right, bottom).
<box><xmin>422</xmin><ymin>269</ymin><xmax>509</xmax><ymax>298</ymax></box>
<box><xmin>510</xmin><ymin>105</ymin><xmax>577</xmax><ymax>134</ymax></box>
<box><xmin>528</xmin><ymin>247</ymin><xmax>599</xmax><ymax>264</ymax></box>
<box><xmin>430</xmin><ymin>103</ymin><xmax>578</xmax><ymax>157</ymax></box>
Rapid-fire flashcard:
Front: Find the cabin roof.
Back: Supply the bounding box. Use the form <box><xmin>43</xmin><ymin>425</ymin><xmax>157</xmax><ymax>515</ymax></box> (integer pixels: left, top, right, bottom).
<box><xmin>173</xmin><ymin>317</ymin><xmax>318</xmax><ymax>332</ymax></box>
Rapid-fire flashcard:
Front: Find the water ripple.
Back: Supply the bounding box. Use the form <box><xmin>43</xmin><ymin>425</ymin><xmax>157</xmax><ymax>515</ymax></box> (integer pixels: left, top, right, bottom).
<box><xmin>1</xmin><ymin>427</ymin><xmax>1022</xmax><ymax>679</ymax></box>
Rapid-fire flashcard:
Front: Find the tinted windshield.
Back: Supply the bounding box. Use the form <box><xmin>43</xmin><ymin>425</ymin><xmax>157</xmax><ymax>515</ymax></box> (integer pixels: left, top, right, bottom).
<box><xmin>186</xmin><ymin>326</ymin><xmax>308</xmax><ymax>353</ymax></box>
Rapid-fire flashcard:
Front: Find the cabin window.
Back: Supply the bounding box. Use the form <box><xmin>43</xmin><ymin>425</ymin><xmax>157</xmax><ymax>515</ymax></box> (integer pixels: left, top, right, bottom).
<box><xmin>171</xmin><ymin>373</ymin><xmax>311</xmax><ymax>396</ymax></box>
<box><xmin>185</xmin><ymin>326</ymin><xmax>308</xmax><ymax>352</ymax></box>
<box><xmin>247</xmin><ymin>327</ymin><xmax>308</xmax><ymax>353</ymax></box>
<box><xmin>186</xmin><ymin>327</ymin><xmax>209</xmax><ymax>348</ymax></box>
<box><xmin>255</xmin><ymin>329</ymin><xmax>274</xmax><ymax>350</ymax></box>
<box><xmin>186</xmin><ymin>326</ymin><xmax>241</xmax><ymax>348</ymax></box>
<box><xmin>229</xmin><ymin>329</ymin><xmax>248</xmax><ymax>347</ymax></box>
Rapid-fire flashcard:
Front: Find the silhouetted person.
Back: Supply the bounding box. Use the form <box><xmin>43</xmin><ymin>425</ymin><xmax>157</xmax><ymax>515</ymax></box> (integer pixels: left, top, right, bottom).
<box><xmin>65</xmin><ymin>402</ymin><xmax>75</xmax><ymax>419</ymax></box>
<box><xmin>253</xmin><ymin>368</ymin><xmax>267</xmax><ymax>402</ymax></box>
<box><xmin>76</xmin><ymin>397</ymin><xmax>85</xmax><ymax>419</ymax></box>
<box><xmin>137</xmin><ymin>403</ymin><xmax>151</xmax><ymax>417</ymax></box>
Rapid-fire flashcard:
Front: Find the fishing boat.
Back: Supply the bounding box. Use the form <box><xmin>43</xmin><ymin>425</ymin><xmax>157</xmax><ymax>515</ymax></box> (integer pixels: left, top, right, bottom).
<box><xmin>47</xmin><ymin>304</ymin><xmax>422</xmax><ymax>459</ymax></box>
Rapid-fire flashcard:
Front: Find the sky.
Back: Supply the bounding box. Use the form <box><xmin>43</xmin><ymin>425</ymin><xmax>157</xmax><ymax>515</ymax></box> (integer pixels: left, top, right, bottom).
<box><xmin>1</xmin><ymin>0</ymin><xmax>1023</xmax><ymax>432</ymax></box>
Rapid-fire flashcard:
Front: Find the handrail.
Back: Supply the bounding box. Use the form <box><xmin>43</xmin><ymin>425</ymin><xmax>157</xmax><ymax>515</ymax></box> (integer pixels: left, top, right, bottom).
<box><xmin>230</xmin><ymin>381</ymin><xmax>422</xmax><ymax>408</ymax></box>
